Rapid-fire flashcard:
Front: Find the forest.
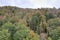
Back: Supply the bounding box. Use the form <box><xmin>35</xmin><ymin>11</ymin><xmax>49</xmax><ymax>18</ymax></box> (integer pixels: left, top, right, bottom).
<box><xmin>0</xmin><ymin>6</ymin><xmax>60</xmax><ymax>40</ymax></box>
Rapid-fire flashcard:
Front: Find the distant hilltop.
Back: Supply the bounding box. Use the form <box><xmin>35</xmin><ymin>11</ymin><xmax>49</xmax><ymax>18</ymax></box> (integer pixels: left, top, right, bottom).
<box><xmin>0</xmin><ymin>6</ymin><xmax>60</xmax><ymax>14</ymax></box>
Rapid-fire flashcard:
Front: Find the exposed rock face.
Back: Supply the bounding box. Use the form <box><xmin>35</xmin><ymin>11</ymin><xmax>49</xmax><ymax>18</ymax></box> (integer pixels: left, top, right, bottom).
<box><xmin>40</xmin><ymin>33</ymin><xmax>48</xmax><ymax>40</ymax></box>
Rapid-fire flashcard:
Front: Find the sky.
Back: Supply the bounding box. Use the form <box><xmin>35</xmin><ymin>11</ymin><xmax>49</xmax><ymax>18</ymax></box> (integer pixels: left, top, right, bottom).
<box><xmin>0</xmin><ymin>0</ymin><xmax>60</xmax><ymax>8</ymax></box>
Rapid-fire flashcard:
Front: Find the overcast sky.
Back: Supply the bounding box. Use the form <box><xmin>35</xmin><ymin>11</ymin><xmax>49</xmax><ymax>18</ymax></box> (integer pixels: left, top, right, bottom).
<box><xmin>0</xmin><ymin>0</ymin><xmax>60</xmax><ymax>8</ymax></box>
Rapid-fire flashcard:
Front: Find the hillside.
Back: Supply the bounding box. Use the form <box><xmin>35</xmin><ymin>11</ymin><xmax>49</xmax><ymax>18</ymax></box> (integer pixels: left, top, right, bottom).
<box><xmin>0</xmin><ymin>6</ymin><xmax>60</xmax><ymax>40</ymax></box>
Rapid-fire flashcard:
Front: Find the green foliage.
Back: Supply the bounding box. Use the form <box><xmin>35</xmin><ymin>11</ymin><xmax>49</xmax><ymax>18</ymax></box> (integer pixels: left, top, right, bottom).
<box><xmin>48</xmin><ymin>18</ymin><xmax>60</xmax><ymax>29</ymax></box>
<box><xmin>45</xmin><ymin>13</ymin><xmax>55</xmax><ymax>21</ymax></box>
<box><xmin>50</xmin><ymin>29</ymin><xmax>60</xmax><ymax>40</ymax></box>
<box><xmin>0</xmin><ymin>6</ymin><xmax>60</xmax><ymax>40</ymax></box>
<box><xmin>2</xmin><ymin>22</ymin><xmax>16</xmax><ymax>40</ymax></box>
<box><xmin>58</xmin><ymin>37</ymin><xmax>60</xmax><ymax>40</ymax></box>
<box><xmin>9</xmin><ymin>16</ymin><xmax>19</xmax><ymax>23</ymax></box>
<box><xmin>13</xmin><ymin>29</ymin><xmax>29</xmax><ymax>40</ymax></box>
<box><xmin>14</xmin><ymin>30</ymin><xmax>39</xmax><ymax>40</ymax></box>
<box><xmin>48</xmin><ymin>18</ymin><xmax>60</xmax><ymax>40</ymax></box>
<box><xmin>1</xmin><ymin>22</ymin><xmax>39</xmax><ymax>40</ymax></box>
<box><xmin>48</xmin><ymin>37</ymin><xmax>52</xmax><ymax>40</ymax></box>
<box><xmin>29</xmin><ymin>13</ymin><xmax>41</xmax><ymax>33</ymax></box>
<box><xmin>14</xmin><ymin>23</ymin><xmax>39</xmax><ymax>40</ymax></box>
<box><xmin>0</xmin><ymin>30</ymin><xmax>10</xmax><ymax>40</ymax></box>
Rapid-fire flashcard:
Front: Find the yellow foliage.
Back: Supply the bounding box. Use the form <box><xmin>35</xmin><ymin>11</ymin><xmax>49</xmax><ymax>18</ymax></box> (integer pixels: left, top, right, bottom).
<box><xmin>29</xmin><ymin>30</ymin><xmax>35</xmax><ymax>37</ymax></box>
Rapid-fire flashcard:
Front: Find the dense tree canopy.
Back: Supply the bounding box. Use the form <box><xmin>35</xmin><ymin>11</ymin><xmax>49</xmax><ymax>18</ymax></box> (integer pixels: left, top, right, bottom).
<box><xmin>0</xmin><ymin>6</ymin><xmax>60</xmax><ymax>40</ymax></box>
